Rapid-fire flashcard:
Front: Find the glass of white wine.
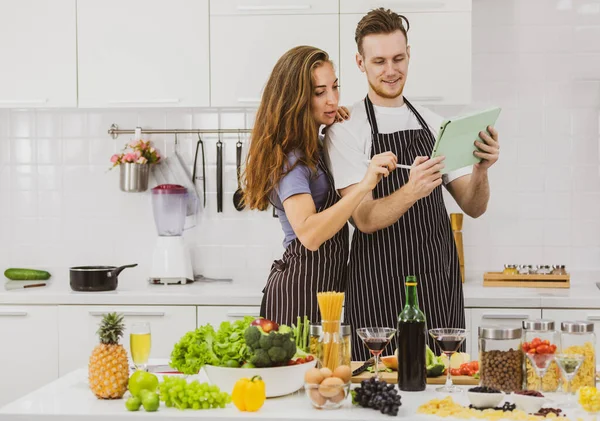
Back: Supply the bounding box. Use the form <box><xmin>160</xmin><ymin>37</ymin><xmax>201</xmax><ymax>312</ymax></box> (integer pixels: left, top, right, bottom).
<box><xmin>130</xmin><ymin>322</ymin><xmax>151</xmax><ymax>371</ymax></box>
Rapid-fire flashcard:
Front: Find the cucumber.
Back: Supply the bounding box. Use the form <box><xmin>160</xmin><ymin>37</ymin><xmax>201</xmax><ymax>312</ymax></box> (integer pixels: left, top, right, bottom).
<box><xmin>4</xmin><ymin>268</ymin><xmax>51</xmax><ymax>281</ymax></box>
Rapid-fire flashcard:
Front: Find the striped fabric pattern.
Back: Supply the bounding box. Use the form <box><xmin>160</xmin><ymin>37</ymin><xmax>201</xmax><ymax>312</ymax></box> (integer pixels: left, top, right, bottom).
<box><xmin>260</xmin><ymin>155</ymin><xmax>350</xmax><ymax>326</ymax></box>
<box><xmin>347</xmin><ymin>96</ymin><xmax>465</xmax><ymax>361</ymax></box>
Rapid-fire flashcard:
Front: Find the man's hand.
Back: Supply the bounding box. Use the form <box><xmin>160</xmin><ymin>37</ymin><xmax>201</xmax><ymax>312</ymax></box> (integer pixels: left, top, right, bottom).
<box><xmin>335</xmin><ymin>106</ymin><xmax>350</xmax><ymax>122</ymax></box>
<box><xmin>405</xmin><ymin>156</ymin><xmax>445</xmax><ymax>201</ymax></box>
<box><xmin>473</xmin><ymin>125</ymin><xmax>499</xmax><ymax>171</ymax></box>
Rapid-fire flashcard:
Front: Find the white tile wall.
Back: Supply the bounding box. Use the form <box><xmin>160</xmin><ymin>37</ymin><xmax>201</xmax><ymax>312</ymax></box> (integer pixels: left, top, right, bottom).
<box><xmin>1</xmin><ymin>0</ymin><xmax>599</xmax><ymax>286</ymax></box>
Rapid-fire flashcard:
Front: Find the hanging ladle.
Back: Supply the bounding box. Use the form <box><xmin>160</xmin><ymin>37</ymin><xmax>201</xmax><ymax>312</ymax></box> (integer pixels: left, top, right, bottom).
<box><xmin>233</xmin><ymin>131</ymin><xmax>245</xmax><ymax>211</ymax></box>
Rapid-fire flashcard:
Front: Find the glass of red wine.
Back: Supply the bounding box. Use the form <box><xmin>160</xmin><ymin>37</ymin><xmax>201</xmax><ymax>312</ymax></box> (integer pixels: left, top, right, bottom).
<box><xmin>428</xmin><ymin>328</ymin><xmax>467</xmax><ymax>393</ymax></box>
<box><xmin>356</xmin><ymin>327</ymin><xmax>397</xmax><ymax>380</ymax></box>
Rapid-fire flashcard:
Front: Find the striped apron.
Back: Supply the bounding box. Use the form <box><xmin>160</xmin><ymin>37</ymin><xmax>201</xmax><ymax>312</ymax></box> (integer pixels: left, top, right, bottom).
<box><xmin>347</xmin><ymin>96</ymin><xmax>465</xmax><ymax>361</ymax></box>
<box><xmin>260</xmin><ymin>155</ymin><xmax>349</xmax><ymax>326</ymax></box>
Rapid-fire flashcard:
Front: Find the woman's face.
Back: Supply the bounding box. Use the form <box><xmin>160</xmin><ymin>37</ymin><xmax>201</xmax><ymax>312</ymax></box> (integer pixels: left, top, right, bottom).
<box><xmin>311</xmin><ymin>62</ymin><xmax>339</xmax><ymax>126</ymax></box>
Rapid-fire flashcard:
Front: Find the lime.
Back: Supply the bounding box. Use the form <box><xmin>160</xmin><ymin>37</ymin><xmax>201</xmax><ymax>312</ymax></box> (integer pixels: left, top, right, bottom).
<box><xmin>141</xmin><ymin>391</ymin><xmax>160</xmax><ymax>412</ymax></box>
<box><xmin>128</xmin><ymin>370</ymin><xmax>159</xmax><ymax>399</ymax></box>
<box><xmin>125</xmin><ymin>396</ymin><xmax>141</xmax><ymax>411</ymax></box>
<box><xmin>224</xmin><ymin>360</ymin><xmax>240</xmax><ymax>368</ymax></box>
<box><xmin>241</xmin><ymin>362</ymin><xmax>256</xmax><ymax>369</ymax></box>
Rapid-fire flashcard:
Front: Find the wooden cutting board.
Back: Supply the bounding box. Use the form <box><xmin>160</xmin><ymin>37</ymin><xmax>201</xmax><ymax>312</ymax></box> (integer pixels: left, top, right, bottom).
<box><xmin>350</xmin><ymin>362</ymin><xmax>479</xmax><ymax>385</ymax></box>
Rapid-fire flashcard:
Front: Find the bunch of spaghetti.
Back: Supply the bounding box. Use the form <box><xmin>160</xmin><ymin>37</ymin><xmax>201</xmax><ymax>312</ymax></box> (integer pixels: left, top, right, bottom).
<box><xmin>317</xmin><ymin>291</ymin><xmax>344</xmax><ymax>371</ymax></box>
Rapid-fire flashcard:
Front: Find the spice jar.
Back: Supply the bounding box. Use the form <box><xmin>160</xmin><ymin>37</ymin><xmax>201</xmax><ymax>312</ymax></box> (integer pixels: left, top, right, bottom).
<box><xmin>560</xmin><ymin>321</ymin><xmax>596</xmax><ymax>392</ymax></box>
<box><xmin>522</xmin><ymin>320</ymin><xmax>560</xmax><ymax>392</ymax></box>
<box><xmin>479</xmin><ymin>326</ymin><xmax>523</xmax><ymax>392</ymax></box>
<box><xmin>310</xmin><ymin>324</ymin><xmax>351</xmax><ymax>367</ymax></box>
<box><xmin>551</xmin><ymin>265</ymin><xmax>567</xmax><ymax>275</ymax></box>
<box><xmin>537</xmin><ymin>265</ymin><xmax>552</xmax><ymax>275</ymax></box>
<box><xmin>503</xmin><ymin>264</ymin><xmax>518</xmax><ymax>275</ymax></box>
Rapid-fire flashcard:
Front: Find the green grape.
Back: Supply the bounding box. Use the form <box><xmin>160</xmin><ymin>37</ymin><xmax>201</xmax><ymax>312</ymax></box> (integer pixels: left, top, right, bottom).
<box><xmin>158</xmin><ymin>376</ymin><xmax>231</xmax><ymax>411</ymax></box>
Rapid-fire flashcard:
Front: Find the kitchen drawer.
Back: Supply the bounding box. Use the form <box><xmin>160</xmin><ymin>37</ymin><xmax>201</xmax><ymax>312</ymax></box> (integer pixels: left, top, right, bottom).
<box><xmin>470</xmin><ymin>308</ymin><xmax>542</xmax><ymax>358</ymax></box>
<box><xmin>197</xmin><ymin>306</ymin><xmax>261</xmax><ymax>327</ymax></box>
<box><xmin>58</xmin><ymin>306</ymin><xmax>196</xmax><ymax>376</ymax></box>
<box><xmin>542</xmin><ymin>309</ymin><xmax>600</xmax><ymax>352</ymax></box>
<box><xmin>340</xmin><ymin>0</ymin><xmax>471</xmax><ymax>13</ymax></box>
<box><xmin>210</xmin><ymin>0</ymin><xmax>338</xmax><ymax>15</ymax></box>
<box><xmin>0</xmin><ymin>306</ymin><xmax>58</xmax><ymax>407</ymax></box>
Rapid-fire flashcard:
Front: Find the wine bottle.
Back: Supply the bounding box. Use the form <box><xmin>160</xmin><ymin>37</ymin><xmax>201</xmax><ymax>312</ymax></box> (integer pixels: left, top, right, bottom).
<box><xmin>397</xmin><ymin>275</ymin><xmax>427</xmax><ymax>391</ymax></box>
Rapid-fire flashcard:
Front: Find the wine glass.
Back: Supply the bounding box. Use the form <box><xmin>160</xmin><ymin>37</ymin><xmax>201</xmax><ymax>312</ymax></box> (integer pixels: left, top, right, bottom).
<box><xmin>130</xmin><ymin>322</ymin><xmax>151</xmax><ymax>371</ymax></box>
<box><xmin>428</xmin><ymin>328</ymin><xmax>467</xmax><ymax>393</ymax></box>
<box><xmin>525</xmin><ymin>352</ymin><xmax>555</xmax><ymax>393</ymax></box>
<box><xmin>554</xmin><ymin>353</ymin><xmax>585</xmax><ymax>408</ymax></box>
<box><xmin>356</xmin><ymin>327</ymin><xmax>396</xmax><ymax>380</ymax></box>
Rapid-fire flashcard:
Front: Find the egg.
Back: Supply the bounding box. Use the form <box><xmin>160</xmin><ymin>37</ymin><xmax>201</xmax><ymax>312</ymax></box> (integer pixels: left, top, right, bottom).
<box><xmin>332</xmin><ymin>365</ymin><xmax>352</xmax><ymax>383</ymax></box>
<box><xmin>319</xmin><ymin>367</ymin><xmax>333</xmax><ymax>378</ymax></box>
<box><xmin>308</xmin><ymin>388</ymin><xmax>327</xmax><ymax>407</ymax></box>
<box><xmin>304</xmin><ymin>368</ymin><xmax>324</xmax><ymax>385</ymax></box>
<box><xmin>318</xmin><ymin>376</ymin><xmax>344</xmax><ymax>398</ymax></box>
<box><xmin>329</xmin><ymin>389</ymin><xmax>346</xmax><ymax>404</ymax></box>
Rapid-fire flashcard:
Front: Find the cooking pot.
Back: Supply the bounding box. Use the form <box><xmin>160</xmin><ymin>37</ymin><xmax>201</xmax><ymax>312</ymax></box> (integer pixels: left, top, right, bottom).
<box><xmin>69</xmin><ymin>264</ymin><xmax>138</xmax><ymax>292</ymax></box>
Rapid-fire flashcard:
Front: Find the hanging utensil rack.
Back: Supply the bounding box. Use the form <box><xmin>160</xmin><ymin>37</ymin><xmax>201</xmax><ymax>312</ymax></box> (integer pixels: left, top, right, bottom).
<box><xmin>108</xmin><ymin>124</ymin><xmax>251</xmax><ymax>139</ymax></box>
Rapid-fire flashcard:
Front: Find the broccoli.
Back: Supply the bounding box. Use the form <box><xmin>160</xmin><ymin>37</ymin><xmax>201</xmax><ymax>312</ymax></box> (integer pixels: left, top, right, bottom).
<box><xmin>243</xmin><ymin>325</ymin><xmax>297</xmax><ymax>367</ymax></box>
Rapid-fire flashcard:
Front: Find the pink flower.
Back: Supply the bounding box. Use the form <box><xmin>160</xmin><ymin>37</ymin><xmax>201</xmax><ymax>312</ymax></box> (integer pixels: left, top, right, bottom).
<box><xmin>137</xmin><ymin>156</ymin><xmax>148</xmax><ymax>164</ymax></box>
<box><xmin>110</xmin><ymin>154</ymin><xmax>120</xmax><ymax>164</ymax></box>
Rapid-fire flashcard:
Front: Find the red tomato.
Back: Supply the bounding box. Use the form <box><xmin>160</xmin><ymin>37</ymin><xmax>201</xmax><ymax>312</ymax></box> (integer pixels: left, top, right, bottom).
<box><xmin>542</xmin><ymin>339</ymin><xmax>550</xmax><ymax>346</ymax></box>
<box><xmin>536</xmin><ymin>344</ymin><xmax>549</xmax><ymax>354</ymax></box>
<box><xmin>306</xmin><ymin>355</ymin><xmax>314</xmax><ymax>362</ymax></box>
<box><xmin>549</xmin><ymin>344</ymin><xmax>557</xmax><ymax>353</ymax></box>
<box><xmin>450</xmin><ymin>368</ymin><xmax>461</xmax><ymax>376</ymax></box>
<box><xmin>469</xmin><ymin>361</ymin><xmax>479</xmax><ymax>371</ymax></box>
<box><xmin>531</xmin><ymin>338</ymin><xmax>542</xmax><ymax>348</ymax></box>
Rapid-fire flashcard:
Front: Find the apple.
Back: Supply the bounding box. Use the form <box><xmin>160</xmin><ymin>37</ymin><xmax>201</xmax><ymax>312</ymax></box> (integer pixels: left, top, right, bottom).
<box><xmin>251</xmin><ymin>317</ymin><xmax>279</xmax><ymax>333</ymax></box>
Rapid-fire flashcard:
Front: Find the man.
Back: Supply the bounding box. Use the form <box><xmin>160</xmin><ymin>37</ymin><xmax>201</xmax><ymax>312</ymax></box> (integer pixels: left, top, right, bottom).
<box><xmin>325</xmin><ymin>8</ymin><xmax>500</xmax><ymax>360</ymax></box>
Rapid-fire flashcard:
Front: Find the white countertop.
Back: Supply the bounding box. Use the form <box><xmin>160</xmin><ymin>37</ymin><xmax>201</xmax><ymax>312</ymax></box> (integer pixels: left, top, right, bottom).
<box><xmin>0</xmin><ymin>368</ymin><xmax>590</xmax><ymax>421</ymax></box>
<box><xmin>1</xmin><ymin>269</ymin><xmax>599</xmax><ymax>308</ymax></box>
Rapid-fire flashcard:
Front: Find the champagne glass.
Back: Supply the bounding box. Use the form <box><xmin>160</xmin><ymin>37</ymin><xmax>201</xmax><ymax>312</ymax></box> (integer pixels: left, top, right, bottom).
<box><xmin>554</xmin><ymin>353</ymin><xmax>584</xmax><ymax>408</ymax></box>
<box><xmin>525</xmin><ymin>352</ymin><xmax>555</xmax><ymax>393</ymax></box>
<box><xmin>428</xmin><ymin>328</ymin><xmax>467</xmax><ymax>393</ymax></box>
<box><xmin>130</xmin><ymin>322</ymin><xmax>151</xmax><ymax>371</ymax></box>
<box><xmin>356</xmin><ymin>327</ymin><xmax>396</xmax><ymax>380</ymax></box>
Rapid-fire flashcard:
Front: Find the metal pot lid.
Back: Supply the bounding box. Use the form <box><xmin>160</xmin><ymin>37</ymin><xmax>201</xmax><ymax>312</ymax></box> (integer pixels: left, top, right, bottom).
<box><xmin>70</xmin><ymin>266</ymin><xmax>116</xmax><ymax>271</ymax></box>
<box><xmin>478</xmin><ymin>326</ymin><xmax>522</xmax><ymax>339</ymax></box>
<box><xmin>522</xmin><ymin>319</ymin><xmax>555</xmax><ymax>331</ymax></box>
<box><xmin>310</xmin><ymin>324</ymin><xmax>351</xmax><ymax>336</ymax></box>
<box><xmin>561</xmin><ymin>321</ymin><xmax>594</xmax><ymax>333</ymax></box>
<box><xmin>152</xmin><ymin>184</ymin><xmax>187</xmax><ymax>195</ymax></box>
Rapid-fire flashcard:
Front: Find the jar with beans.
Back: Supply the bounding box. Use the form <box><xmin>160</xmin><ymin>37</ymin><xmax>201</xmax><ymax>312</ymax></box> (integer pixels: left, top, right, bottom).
<box><xmin>522</xmin><ymin>320</ymin><xmax>560</xmax><ymax>392</ymax></box>
<box><xmin>479</xmin><ymin>326</ymin><xmax>523</xmax><ymax>392</ymax></box>
<box><xmin>560</xmin><ymin>321</ymin><xmax>596</xmax><ymax>392</ymax></box>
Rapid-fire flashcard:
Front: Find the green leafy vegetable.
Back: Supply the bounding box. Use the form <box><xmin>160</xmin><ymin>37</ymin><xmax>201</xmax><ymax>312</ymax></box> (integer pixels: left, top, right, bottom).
<box><xmin>244</xmin><ymin>325</ymin><xmax>296</xmax><ymax>367</ymax></box>
<box><xmin>292</xmin><ymin>315</ymin><xmax>310</xmax><ymax>353</ymax></box>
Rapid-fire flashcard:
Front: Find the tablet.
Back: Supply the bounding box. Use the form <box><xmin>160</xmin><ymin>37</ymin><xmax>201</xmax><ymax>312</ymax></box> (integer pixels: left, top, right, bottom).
<box><xmin>430</xmin><ymin>107</ymin><xmax>502</xmax><ymax>175</ymax></box>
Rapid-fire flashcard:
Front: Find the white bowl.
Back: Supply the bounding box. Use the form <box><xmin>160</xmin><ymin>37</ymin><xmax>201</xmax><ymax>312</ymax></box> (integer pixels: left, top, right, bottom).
<box><xmin>203</xmin><ymin>360</ymin><xmax>317</xmax><ymax>397</ymax></box>
<box><xmin>511</xmin><ymin>393</ymin><xmax>547</xmax><ymax>413</ymax></box>
<box><xmin>466</xmin><ymin>391</ymin><xmax>504</xmax><ymax>409</ymax></box>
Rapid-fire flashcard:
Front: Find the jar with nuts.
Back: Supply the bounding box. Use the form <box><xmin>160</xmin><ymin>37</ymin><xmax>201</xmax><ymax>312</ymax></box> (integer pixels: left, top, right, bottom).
<box><xmin>478</xmin><ymin>326</ymin><xmax>524</xmax><ymax>393</ymax></box>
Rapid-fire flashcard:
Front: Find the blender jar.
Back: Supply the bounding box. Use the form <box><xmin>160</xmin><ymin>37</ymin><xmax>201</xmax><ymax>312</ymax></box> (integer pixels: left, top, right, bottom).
<box><xmin>151</xmin><ymin>184</ymin><xmax>188</xmax><ymax>236</ymax></box>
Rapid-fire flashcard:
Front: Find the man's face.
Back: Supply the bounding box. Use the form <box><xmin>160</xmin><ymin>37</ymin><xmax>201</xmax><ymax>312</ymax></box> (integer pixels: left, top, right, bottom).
<box><xmin>356</xmin><ymin>30</ymin><xmax>410</xmax><ymax>100</ymax></box>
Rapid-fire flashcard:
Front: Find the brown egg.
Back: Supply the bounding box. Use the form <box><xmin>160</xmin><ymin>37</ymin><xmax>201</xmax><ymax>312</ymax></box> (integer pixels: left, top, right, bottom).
<box><xmin>318</xmin><ymin>376</ymin><xmax>344</xmax><ymax>398</ymax></box>
<box><xmin>308</xmin><ymin>388</ymin><xmax>327</xmax><ymax>407</ymax></box>
<box><xmin>332</xmin><ymin>365</ymin><xmax>352</xmax><ymax>383</ymax></box>
<box><xmin>319</xmin><ymin>367</ymin><xmax>333</xmax><ymax>378</ymax></box>
<box><xmin>329</xmin><ymin>389</ymin><xmax>346</xmax><ymax>404</ymax></box>
<box><xmin>304</xmin><ymin>368</ymin><xmax>324</xmax><ymax>385</ymax></box>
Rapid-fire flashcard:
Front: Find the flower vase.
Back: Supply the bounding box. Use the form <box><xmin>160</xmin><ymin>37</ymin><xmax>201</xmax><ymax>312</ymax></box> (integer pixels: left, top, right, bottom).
<box><xmin>119</xmin><ymin>163</ymin><xmax>149</xmax><ymax>192</ymax></box>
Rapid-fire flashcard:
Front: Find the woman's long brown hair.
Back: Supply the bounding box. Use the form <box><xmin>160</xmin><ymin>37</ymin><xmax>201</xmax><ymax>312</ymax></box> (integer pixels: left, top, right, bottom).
<box><xmin>242</xmin><ymin>46</ymin><xmax>331</xmax><ymax>211</ymax></box>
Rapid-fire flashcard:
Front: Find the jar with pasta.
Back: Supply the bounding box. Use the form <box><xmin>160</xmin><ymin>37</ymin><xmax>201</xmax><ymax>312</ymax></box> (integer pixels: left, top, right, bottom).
<box><xmin>522</xmin><ymin>320</ymin><xmax>560</xmax><ymax>392</ymax></box>
<box><xmin>560</xmin><ymin>321</ymin><xmax>596</xmax><ymax>392</ymax></box>
<box><xmin>316</xmin><ymin>292</ymin><xmax>345</xmax><ymax>371</ymax></box>
<box><xmin>310</xmin><ymin>324</ymin><xmax>351</xmax><ymax>367</ymax></box>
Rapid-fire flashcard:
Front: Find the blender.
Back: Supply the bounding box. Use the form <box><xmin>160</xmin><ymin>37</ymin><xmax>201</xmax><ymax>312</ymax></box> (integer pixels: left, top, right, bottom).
<box><xmin>148</xmin><ymin>184</ymin><xmax>194</xmax><ymax>284</ymax></box>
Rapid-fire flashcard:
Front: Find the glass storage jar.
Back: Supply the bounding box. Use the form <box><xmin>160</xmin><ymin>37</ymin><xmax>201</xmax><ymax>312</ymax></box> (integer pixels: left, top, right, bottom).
<box><xmin>479</xmin><ymin>326</ymin><xmax>523</xmax><ymax>392</ymax></box>
<box><xmin>310</xmin><ymin>324</ymin><xmax>351</xmax><ymax>367</ymax></box>
<box><xmin>560</xmin><ymin>321</ymin><xmax>596</xmax><ymax>392</ymax></box>
<box><xmin>522</xmin><ymin>320</ymin><xmax>561</xmax><ymax>392</ymax></box>
<box><xmin>503</xmin><ymin>264</ymin><xmax>518</xmax><ymax>275</ymax></box>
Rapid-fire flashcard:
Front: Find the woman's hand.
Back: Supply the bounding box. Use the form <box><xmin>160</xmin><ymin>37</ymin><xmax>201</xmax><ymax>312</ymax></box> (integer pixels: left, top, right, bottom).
<box><xmin>359</xmin><ymin>152</ymin><xmax>397</xmax><ymax>191</ymax></box>
<box><xmin>335</xmin><ymin>106</ymin><xmax>350</xmax><ymax>123</ymax></box>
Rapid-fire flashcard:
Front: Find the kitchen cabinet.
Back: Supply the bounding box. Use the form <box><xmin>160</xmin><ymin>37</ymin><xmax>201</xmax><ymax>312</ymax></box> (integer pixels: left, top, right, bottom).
<box><xmin>0</xmin><ymin>0</ymin><xmax>77</xmax><ymax>108</ymax></box>
<box><xmin>542</xmin><ymin>309</ymin><xmax>600</xmax><ymax>352</ymax></box>
<box><xmin>58</xmin><ymin>306</ymin><xmax>196</xmax><ymax>376</ymax></box>
<box><xmin>77</xmin><ymin>0</ymin><xmax>210</xmax><ymax>108</ymax></box>
<box><xmin>197</xmin><ymin>305</ymin><xmax>261</xmax><ymax>327</ymax></box>
<box><xmin>469</xmin><ymin>308</ymin><xmax>542</xmax><ymax>358</ymax></box>
<box><xmin>339</xmin><ymin>0</ymin><xmax>471</xmax><ymax>106</ymax></box>
<box><xmin>0</xmin><ymin>306</ymin><xmax>58</xmax><ymax>407</ymax></box>
<box><xmin>209</xmin><ymin>0</ymin><xmax>339</xmax><ymax>107</ymax></box>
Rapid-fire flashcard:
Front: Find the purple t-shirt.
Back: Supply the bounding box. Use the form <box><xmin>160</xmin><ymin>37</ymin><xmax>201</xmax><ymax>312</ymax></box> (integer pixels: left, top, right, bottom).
<box><xmin>272</xmin><ymin>151</ymin><xmax>330</xmax><ymax>248</ymax></box>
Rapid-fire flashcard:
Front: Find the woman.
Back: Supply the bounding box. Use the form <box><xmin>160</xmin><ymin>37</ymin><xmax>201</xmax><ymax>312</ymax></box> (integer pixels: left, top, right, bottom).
<box><xmin>243</xmin><ymin>45</ymin><xmax>396</xmax><ymax>326</ymax></box>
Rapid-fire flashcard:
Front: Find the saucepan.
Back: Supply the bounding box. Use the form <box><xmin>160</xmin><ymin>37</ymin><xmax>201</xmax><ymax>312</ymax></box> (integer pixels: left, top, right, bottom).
<box><xmin>69</xmin><ymin>264</ymin><xmax>138</xmax><ymax>292</ymax></box>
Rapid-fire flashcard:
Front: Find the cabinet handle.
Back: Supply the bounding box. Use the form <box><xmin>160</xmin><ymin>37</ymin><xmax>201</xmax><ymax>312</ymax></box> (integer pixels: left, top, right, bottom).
<box><xmin>0</xmin><ymin>311</ymin><xmax>28</xmax><ymax>316</ymax></box>
<box><xmin>586</xmin><ymin>316</ymin><xmax>600</xmax><ymax>321</ymax></box>
<box><xmin>227</xmin><ymin>311</ymin><xmax>260</xmax><ymax>318</ymax></box>
<box><xmin>376</xmin><ymin>1</ymin><xmax>446</xmax><ymax>10</ymax></box>
<box><xmin>89</xmin><ymin>311</ymin><xmax>166</xmax><ymax>317</ymax></box>
<box><xmin>237</xmin><ymin>5</ymin><xmax>311</xmax><ymax>11</ymax></box>
<box><xmin>237</xmin><ymin>98</ymin><xmax>261</xmax><ymax>104</ymax></box>
<box><xmin>482</xmin><ymin>314</ymin><xmax>530</xmax><ymax>320</ymax></box>
<box><xmin>409</xmin><ymin>96</ymin><xmax>445</xmax><ymax>102</ymax></box>
<box><xmin>107</xmin><ymin>99</ymin><xmax>180</xmax><ymax>105</ymax></box>
<box><xmin>0</xmin><ymin>99</ymin><xmax>47</xmax><ymax>105</ymax></box>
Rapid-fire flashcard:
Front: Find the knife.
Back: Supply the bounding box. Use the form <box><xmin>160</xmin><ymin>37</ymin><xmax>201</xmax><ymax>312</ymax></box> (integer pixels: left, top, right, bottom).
<box><xmin>352</xmin><ymin>357</ymin><xmax>375</xmax><ymax>376</ymax></box>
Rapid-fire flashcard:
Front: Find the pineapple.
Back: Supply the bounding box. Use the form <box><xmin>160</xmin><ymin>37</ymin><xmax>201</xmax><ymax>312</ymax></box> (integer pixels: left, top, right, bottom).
<box><xmin>88</xmin><ymin>312</ymin><xmax>129</xmax><ymax>399</ymax></box>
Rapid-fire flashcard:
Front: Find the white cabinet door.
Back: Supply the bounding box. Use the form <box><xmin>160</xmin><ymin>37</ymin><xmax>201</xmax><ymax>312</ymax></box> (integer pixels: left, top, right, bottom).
<box><xmin>0</xmin><ymin>0</ymin><xmax>76</xmax><ymax>108</ymax></box>
<box><xmin>470</xmin><ymin>308</ymin><xmax>542</xmax><ymax>358</ymax></box>
<box><xmin>210</xmin><ymin>13</ymin><xmax>339</xmax><ymax>107</ymax></box>
<box><xmin>339</xmin><ymin>4</ymin><xmax>471</xmax><ymax>106</ymax></box>
<box><xmin>543</xmin><ymin>309</ymin><xmax>600</xmax><ymax>352</ymax></box>
<box><xmin>77</xmin><ymin>0</ymin><xmax>209</xmax><ymax>107</ymax></box>
<box><xmin>464</xmin><ymin>308</ymin><xmax>474</xmax><ymax>357</ymax></box>
<box><xmin>211</xmin><ymin>0</ymin><xmax>337</xmax><ymax>15</ymax></box>
<box><xmin>0</xmin><ymin>306</ymin><xmax>58</xmax><ymax>407</ymax></box>
<box><xmin>58</xmin><ymin>306</ymin><xmax>196</xmax><ymax>376</ymax></box>
<box><xmin>197</xmin><ymin>306</ymin><xmax>261</xmax><ymax>327</ymax></box>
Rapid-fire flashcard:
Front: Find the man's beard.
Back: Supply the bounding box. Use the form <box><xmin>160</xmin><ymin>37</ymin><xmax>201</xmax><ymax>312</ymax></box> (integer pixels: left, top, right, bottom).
<box><xmin>368</xmin><ymin>77</ymin><xmax>404</xmax><ymax>100</ymax></box>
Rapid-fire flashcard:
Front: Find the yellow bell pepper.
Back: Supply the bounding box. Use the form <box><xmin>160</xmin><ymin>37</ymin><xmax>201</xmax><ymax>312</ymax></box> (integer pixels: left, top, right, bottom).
<box><xmin>232</xmin><ymin>375</ymin><xmax>266</xmax><ymax>412</ymax></box>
